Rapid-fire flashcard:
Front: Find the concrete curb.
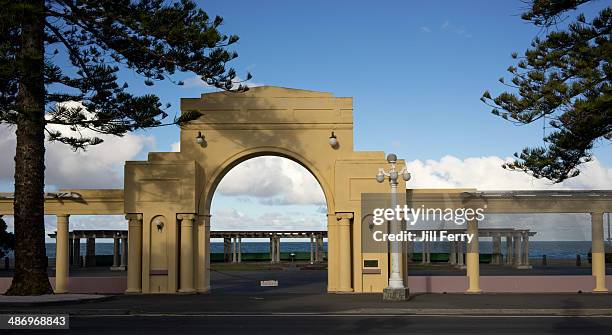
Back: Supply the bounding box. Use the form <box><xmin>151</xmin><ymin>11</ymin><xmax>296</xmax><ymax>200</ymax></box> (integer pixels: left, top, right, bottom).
<box><xmin>0</xmin><ymin>295</ymin><xmax>113</xmax><ymax>307</ymax></box>
<box><xmin>342</xmin><ymin>308</ymin><xmax>612</xmax><ymax>316</ymax></box>
<box><xmin>1</xmin><ymin>308</ymin><xmax>609</xmax><ymax>317</ymax></box>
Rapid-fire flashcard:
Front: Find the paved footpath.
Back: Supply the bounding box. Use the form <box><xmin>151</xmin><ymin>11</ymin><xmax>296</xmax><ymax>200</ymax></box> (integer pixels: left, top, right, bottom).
<box><xmin>1</xmin><ymin>292</ymin><xmax>612</xmax><ymax>316</ymax></box>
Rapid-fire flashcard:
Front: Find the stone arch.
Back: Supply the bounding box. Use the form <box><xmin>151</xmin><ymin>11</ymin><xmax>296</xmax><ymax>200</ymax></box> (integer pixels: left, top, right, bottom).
<box><xmin>200</xmin><ymin>146</ymin><xmax>335</xmax><ymax>217</ymax></box>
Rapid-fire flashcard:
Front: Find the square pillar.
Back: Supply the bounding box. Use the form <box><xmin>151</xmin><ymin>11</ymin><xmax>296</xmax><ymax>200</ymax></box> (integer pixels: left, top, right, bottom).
<box><xmin>456</xmin><ymin>241</ymin><xmax>465</xmax><ymax>268</ymax></box>
<box><xmin>449</xmin><ymin>241</ymin><xmax>457</xmax><ymax>265</ymax></box>
<box><xmin>492</xmin><ymin>234</ymin><xmax>501</xmax><ymax>265</ymax></box>
<box><xmin>276</xmin><ymin>236</ymin><xmax>281</xmax><ymax>262</ymax></box>
<box><xmin>178</xmin><ymin>214</ymin><xmax>196</xmax><ymax>293</ymax></box>
<box><xmin>466</xmin><ymin>219</ymin><xmax>481</xmax><ymax>293</ymax></box>
<box><xmin>505</xmin><ymin>234</ymin><xmax>513</xmax><ymax>265</ymax></box>
<box><xmin>513</xmin><ymin>232</ymin><xmax>522</xmax><ymax>267</ymax></box>
<box><xmin>517</xmin><ymin>232</ymin><xmax>532</xmax><ymax>269</ymax></box>
<box><xmin>69</xmin><ymin>236</ymin><xmax>74</xmax><ymax>266</ymax></box>
<box><xmin>224</xmin><ymin>238</ymin><xmax>231</xmax><ymax>263</ymax></box>
<box><xmin>269</xmin><ymin>236</ymin><xmax>275</xmax><ymax>263</ymax></box>
<box><xmin>120</xmin><ymin>236</ymin><xmax>128</xmax><ymax>268</ymax></box>
<box><xmin>73</xmin><ymin>237</ymin><xmax>81</xmax><ymax>267</ymax></box>
<box><xmin>591</xmin><ymin>212</ymin><xmax>608</xmax><ymax>292</ymax></box>
<box><xmin>310</xmin><ymin>235</ymin><xmax>315</xmax><ymax>264</ymax></box>
<box><xmin>421</xmin><ymin>240</ymin><xmax>427</xmax><ymax>264</ymax></box>
<box><xmin>232</xmin><ymin>237</ymin><xmax>237</xmax><ymax>263</ymax></box>
<box><xmin>111</xmin><ymin>236</ymin><xmax>120</xmax><ymax>269</ymax></box>
<box><xmin>125</xmin><ymin>214</ymin><xmax>143</xmax><ymax>294</ymax></box>
<box><xmin>238</xmin><ymin>237</ymin><xmax>242</xmax><ymax>263</ymax></box>
<box><xmin>55</xmin><ymin>214</ymin><xmax>70</xmax><ymax>294</ymax></box>
<box><xmin>85</xmin><ymin>237</ymin><xmax>96</xmax><ymax>267</ymax></box>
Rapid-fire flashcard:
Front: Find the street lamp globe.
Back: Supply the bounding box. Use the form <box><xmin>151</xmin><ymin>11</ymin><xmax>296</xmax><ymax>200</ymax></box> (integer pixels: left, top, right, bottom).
<box><xmin>402</xmin><ymin>171</ymin><xmax>411</xmax><ymax>181</ymax></box>
<box><xmin>376</xmin><ymin>170</ymin><xmax>385</xmax><ymax>183</ymax></box>
<box><xmin>386</xmin><ymin>153</ymin><xmax>397</xmax><ymax>163</ymax></box>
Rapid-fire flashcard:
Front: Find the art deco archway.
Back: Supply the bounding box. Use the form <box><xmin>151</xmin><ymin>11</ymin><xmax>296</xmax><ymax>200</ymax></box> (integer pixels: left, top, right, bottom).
<box><xmin>124</xmin><ymin>86</ymin><xmax>404</xmax><ymax>294</ymax></box>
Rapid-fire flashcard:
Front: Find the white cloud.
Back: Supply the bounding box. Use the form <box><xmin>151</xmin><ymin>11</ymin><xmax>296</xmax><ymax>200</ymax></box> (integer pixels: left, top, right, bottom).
<box><xmin>210</xmin><ymin>207</ymin><xmax>325</xmax><ymax>232</ymax></box>
<box><xmin>216</xmin><ymin>156</ymin><xmax>325</xmax><ymax>206</ymax></box>
<box><xmin>170</xmin><ymin>141</ymin><xmax>180</xmax><ymax>152</ymax></box>
<box><xmin>0</xmin><ymin>103</ymin><xmax>154</xmax><ymax>189</ymax></box>
<box><xmin>440</xmin><ymin>20</ymin><xmax>471</xmax><ymax>38</ymax></box>
<box><xmin>419</xmin><ymin>26</ymin><xmax>431</xmax><ymax>33</ymax></box>
<box><xmin>406</xmin><ymin>155</ymin><xmax>612</xmax><ymax>190</ymax></box>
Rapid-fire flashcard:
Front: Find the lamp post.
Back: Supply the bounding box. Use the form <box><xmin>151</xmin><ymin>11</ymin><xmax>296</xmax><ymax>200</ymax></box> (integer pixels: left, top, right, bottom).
<box><xmin>377</xmin><ymin>153</ymin><xmax>411</xmax><ymax>301</ymax></box>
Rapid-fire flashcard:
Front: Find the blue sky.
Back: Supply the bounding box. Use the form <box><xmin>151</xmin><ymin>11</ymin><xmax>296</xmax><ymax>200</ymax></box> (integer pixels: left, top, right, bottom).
<box><xmin>118</xmin><ymin>0</ymin><xmax>610</xmax><ymax>165</ymax></box>
<box><xmin>1</xmin><ymin>0</ymin><xmax>610</xmax><ymax>238</ymax></box>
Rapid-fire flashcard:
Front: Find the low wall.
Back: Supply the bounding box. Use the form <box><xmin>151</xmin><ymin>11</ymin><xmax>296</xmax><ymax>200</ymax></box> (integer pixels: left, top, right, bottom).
<box><xmin>0</xmin><ymin>277</ymin><xmax>126</xmax><ymax>294</ymax></box>
<box><xmin>0</xmin><ymin>276</ymin><xmax>610</xmax><ymax>294</ymax></box>
<box><xmin>407</xmin><ymin>276</ymin><xmax>607</xmax><ymax>293</ymax></box>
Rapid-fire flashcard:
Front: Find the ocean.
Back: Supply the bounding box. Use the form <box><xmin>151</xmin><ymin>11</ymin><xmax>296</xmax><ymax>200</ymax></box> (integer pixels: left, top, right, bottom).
<box><xmin>32</xmin><ymin>241</ymin><xmax>599</xmax><ymax>260</ymax></box>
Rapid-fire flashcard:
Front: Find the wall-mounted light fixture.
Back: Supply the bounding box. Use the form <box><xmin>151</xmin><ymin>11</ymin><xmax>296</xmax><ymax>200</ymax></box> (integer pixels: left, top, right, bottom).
<box><xmin>196</xmin><ymin>131</ymin><xmax>206</xmax><ymax>147</ymax></box>
<box><xmin>328</xmin><ymin>131</ymin><xmax>338</xmax><ymax>148</ymax></box>
<box><xmin>156</xmin><ymin>220</ymin><xmax>164</xmax><ymax>232</ymax></box>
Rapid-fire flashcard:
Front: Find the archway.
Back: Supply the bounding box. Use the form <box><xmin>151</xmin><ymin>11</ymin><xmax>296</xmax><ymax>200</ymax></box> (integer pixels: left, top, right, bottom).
<box><xmin>123</xmin><ymin>86</ymin><xmax>401</xmax><ymax>294</ymax></box>
<box><xmin>208</xmin><ymin>155</ymin><xmax>328</xmax><ymax>293</ymax></box>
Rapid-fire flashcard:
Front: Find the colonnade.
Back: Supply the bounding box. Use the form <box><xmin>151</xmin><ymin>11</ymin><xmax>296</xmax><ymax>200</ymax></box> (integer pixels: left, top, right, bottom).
<box><xmin>49</xmin><ymin>212</ymin><xmax>609</xmax><ymax>294</ymax></box>
<box><xmin>490</xmin><ymin>232</ymin><xmax>532</xmax><ymax>268</ymax></box>
<box><xmin>220</xmin><ymin>233</ymin><xmax>325</xmax><ymax>264</ymax></box>
<box><xmin>444</xmin><ymin>214</ymin><xmax>606</xmax><ymax>293</ymax></box>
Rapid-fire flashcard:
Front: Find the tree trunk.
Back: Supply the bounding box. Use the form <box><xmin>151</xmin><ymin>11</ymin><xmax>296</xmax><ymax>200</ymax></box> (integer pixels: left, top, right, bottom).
<box><xmin>5</xmin><ymin>0</ymin><xmax>53</xmax><ymax>295</ymax></box>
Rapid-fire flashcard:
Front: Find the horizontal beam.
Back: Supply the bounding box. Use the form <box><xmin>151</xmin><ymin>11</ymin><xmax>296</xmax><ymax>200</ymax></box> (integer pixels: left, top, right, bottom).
<box><xmin>0</xmin><ymin>189</ymin><xmax>124</xmax><ymax>215</ymax></box>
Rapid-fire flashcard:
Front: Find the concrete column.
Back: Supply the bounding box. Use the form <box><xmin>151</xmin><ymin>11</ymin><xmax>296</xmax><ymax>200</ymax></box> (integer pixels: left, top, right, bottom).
<box><xmin>85</xmin><ymin>237</ymin><xmax>96</xmax><ymax>267</ymax></box>
<box><xmin>456</xmin><ymin>241</ymin><xmax>465</xmax><ymax>268</ymax></box>
<box><xmin>270</xmin><ymin>235</ymin><xmax>279</xmax><ymax>264</ymax></box>
<box><xmin>310</xmin><ymin>235</ymin><xmax>315</xmax><ymax>264</ymax></box>
<box><xmin>513</xmin><ymin>233</ymin><xmax>522</xmax><ymax>267</ymax></box>
<box><xmin>492</xmin><ymin>235</ymin><xmax>501</xmax><ymax>265</ymax></box>
<box><xmin>73</xmin><ymin>237</ymin><xmax>81</xmax><ymax>267</ymax></box>
<box><xmin>55</xmin><ymin>214</ymin><xmax>70</xmax><ymax>294</ymax></box>
<box><xmin>275</xmin><ymin>236</ymin><xmax>281</xmax><ymax>262</ymax></box>
<box><xmin>224</xmin><ymin>238</ymin><xmax>231</xmax><ymax>263</ymax></box>
<box><xmin>518</xmin><ymin>232</ymin><xmax>531</xmax><ymax>269</ymax></box>
<box><xmin>421</xmin><ymin>240</ymin><xmax>427</xmax><ymax>264</ymax></box>
<box><xmin>591</xmin><ymin>212</ymin><xmax>608</xmax><ymax>292</ymax></box>
<box><xmin>112</xmin><ymin>236</ymin><xmax>120</xmax><ymax>268</ymax></box>
<box><xmin>449</xmin><ymin>241</ymin><xmax>457</xmax><ymax>265</ymax></box>
<box><xmin>270</xmin><ymin>237</ymin><xmax>274</xmax><ymax>262</ymax></box>
<box><xmin>69</xmin><ymin>236</ymin><xmax>74</xmax><ymax>266</ymax></box>
<box><xmin>407</xmin><ymin>239</ymin><xmax>414</xmax><ymax>259</ymax></box>
<box><xmin>178</xmin><ymin>214</ymin><xmax>195</xmax><ymax>293</ymax></box>
<box><xmin>125</xmin><ymin>214</ymin><xmax>143</xmax><ymax>294</ymax></box>
<box><xmin>232</xmin><ymin>237</ymin><xmax>237</xmax><ymax>263</ymax></box>
<box><xmin>506</xmin><ymin>234</ymin><xmax>513</xmax><ymax>265</ymax></box>
<box><xmin>336</xmin><ymin>213</ymin><xmax>353</xmax><ymax>292</ymax></box>
<box><xmin>196</xmin><ymin>214</ymin><xmax>211</xmax><ymax>293</ymax></box>
<box><xmin>120</xmin><ymin>236</ymin><xmax>128</xmax><ymax>268</ymax></box>
<box><xmin>238</xmin><ymin>237</ymin><xmax>242</xmax><ymax>263</ymax></box>
<box><xmin>317</xmin><ymin>235</ymin><xmax>324</xmax><ymax>262</ymax></box>
<box><xmin>466</xmin><ymin>219</ymin><xmax>481</xmax><ymax>293</ymax></box>
<box><xmin>426</xmin><ymin>240</ymin><xmax>431</xmax><ymax>264</ymax></box>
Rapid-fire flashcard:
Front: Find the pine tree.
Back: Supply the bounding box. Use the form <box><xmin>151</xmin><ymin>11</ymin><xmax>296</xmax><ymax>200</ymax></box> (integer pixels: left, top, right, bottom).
<box><xmin>482</xmin><ymin>0</ymin><xmax>611</xmax><ymax>182</ymax></box>
<box><xmin>0</xmin><ymin>0</ymin><xmax>249</xmax><ymax>295</ymax></box>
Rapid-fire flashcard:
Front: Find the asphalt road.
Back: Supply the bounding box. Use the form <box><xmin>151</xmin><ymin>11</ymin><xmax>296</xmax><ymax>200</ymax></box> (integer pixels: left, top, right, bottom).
<box><xmin>4</xmin><ymin>314</ymin><xmax>612</xmax><ymax>335</ymax></box>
